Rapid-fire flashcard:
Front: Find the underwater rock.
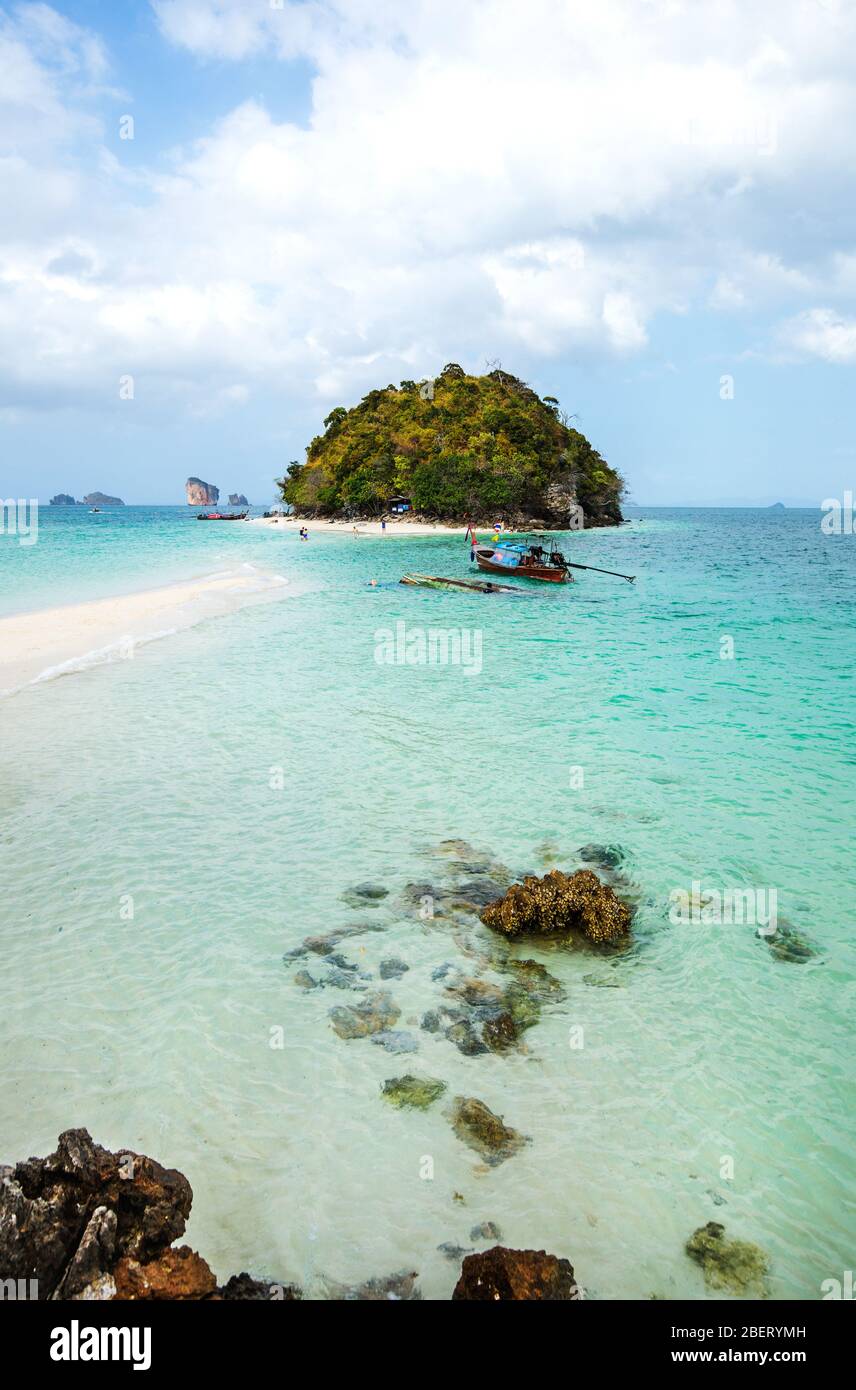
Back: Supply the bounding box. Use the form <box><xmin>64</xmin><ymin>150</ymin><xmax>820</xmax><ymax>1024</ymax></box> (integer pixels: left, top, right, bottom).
<box><xmin>293</xmin><ymin>969</ymin><xmax>318</xmax><ymax>990</ymax></box>
<box><xmin>470</xmin><ymin>1221</ymin><xmax>503</xmax><ymax>1242</ymax></box>
<box><xmin>379</xmin><ymin>957</ymin><xmax>410</xmax><ymax>979</ymax></box>
<box><xmin>451</xmin><ymin>878</ymin><xmax>509</xmax><ymax>908</ymax></box>
<box><xmin>371</xmin><ymin>1029</ymin><xmax>419</xmax><ymax>1054</ymax></box>
<box><xmin>536</xmin><ymin>839</ymin><xmax>561</xmax><ymax>865</ymax></box>
<box><xmin>481</xmin><ymin>868</ymin><xmax>632</xmax><ymax>945</ymax></box>
<box><xmin>448</xmin><ymin>1097</ymin><xmax>528</xmax><ymax>1165</ymax></box>
<box><xmin>381</xmin><ymin>1074</ymin><xmax>447</xmax><ymax>1109</ymax></box>
<box><xmin>433</xmin><ymin>839</ymin><xmax>480</xmax><ymax>859</ymax></box>
<box><xmin>327</xmin><ymin>1269</ymin><xmax>421</xmax><ymax>1301</ymax></box>
<box><xmin>501</xmin><ymin>981</ymin><xmax>541</xmax><ymax>1031</ymax></box>
<box><xmin>421</xmin><ymin>1009</ymin><xmax>442</xmax><ymax>1033</ymax></box>
<box><xmin>342</xmin><ymin>882</ymin><xmax>389</xmax><ymax>909</ymax></box>
<box><xmin>329</xmin><ymin>991</ymin><xmax>401</xmax><ymax>1039</ymax></box>
<box><xmin>577</xmin><ymin>843</ymin><xmax>625</xmax><ymax>870</ymax></box>
<box><xmin>284</xmin><ymin>923</ymin><xmax>384</xmax><ymax>961</ymax></box>
<box><xmin>319</xmin><ymin>966</ymin><xmax>369</xmax><ymax>991</ymax></box>
<box><xmin>218</xmin><ymin>1273</ymin><xmax>302</xmax><ymax>1300</ymax></box>
<box><xmin>481</xmin><ymin>1011</ymin><xmax>519</xmax><ymax>1052</ymax></box>
<box><xmin>431</xmin><ymin>963</ymin><xmax>454</xmax><ymax>981</ymax></box>
<box><xmin>445</xmin><ymin>1019</ymin><xmax>489</xmax><ymax>1057</ymax></box>
<box><xmin>438</xmin><ymin>1241</ymin><xmax>474</xmax><ymax>1261</ymax></box>
<box><xmin>762</xmin><ymin>923</ymin><xmax>817</xmax><ymax>964</ymax></box>
<box><xmin>452</xmin><ymin>1246</ymin><xmax>580</xmax><ymax>1300</ymax></box>
<box><xmin>685</xmin><ymin>1222</ymin><xmax>770</xmax><ymax>1296</ymax></box>
<box><xmin>326</xmin><ymin>953</ymin><xmax>359</xmax><ymax>971</ymax></box>
<box><xmin>442</xmin><ymin>971</ymin><xmax>545</xmax><ymax>1053</ymax></box>
<box><xmin>503</xmin><ymin>957</ymin><xmax>566</xmax><ymax>1002</ymax></box>
<box><xmin>582</xmin><ymin>972</ymin><xmax>625</xmax><ymax>988</ymax></box>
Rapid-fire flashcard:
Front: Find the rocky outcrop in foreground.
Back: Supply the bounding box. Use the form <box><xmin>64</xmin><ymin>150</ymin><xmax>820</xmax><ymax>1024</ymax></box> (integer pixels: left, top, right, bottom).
<box><xmin>0</xmin><ymin>1129</ymin><xmax>298</xmax><ymax>1301</ymax></box>
<box><xmin>453</xmin><ymin>1246</ymin><xmax>582</xmax><ymax>1300</ymax></box>
<box><xmin>1</xmin><ymin>1130</ymin><xmax>583</xmax><ymax>1301</ymax></box>
<box><xmin>185</xmin><ymin>477</ymin><xmax>219</xmax><ymax>505</ymax></box>
<box><xmin>481</xmin><ymin>868</ymin><xmax>632</xmax><ymax>944</ymax></box>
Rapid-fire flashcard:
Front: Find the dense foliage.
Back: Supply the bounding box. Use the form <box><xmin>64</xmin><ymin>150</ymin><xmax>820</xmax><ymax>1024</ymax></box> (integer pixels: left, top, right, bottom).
<box><xmin>278</xmin><ymin>365</ymin><xmax>625</xmax><ymax>524</ymax></box>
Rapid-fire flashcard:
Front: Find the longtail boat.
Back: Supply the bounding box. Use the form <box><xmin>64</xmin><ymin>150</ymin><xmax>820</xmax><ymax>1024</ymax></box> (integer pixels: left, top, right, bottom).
<box><xmin>196</xmin><ymin>512</ymin><xmax>248</xmax><ymax>521</ymax></box>
<box><xmin>400</xmin><ymin>573</ymin><xmax>522</xmax><ymax>594</ymax></box>
<box><xmin>473</xmin><ymin>541</ymin><xmax>573</xmax><ymax>584</ymax></box>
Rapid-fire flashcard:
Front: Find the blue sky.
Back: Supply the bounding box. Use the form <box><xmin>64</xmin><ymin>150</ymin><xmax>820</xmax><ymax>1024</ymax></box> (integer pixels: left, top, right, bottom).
<box><xmin>2</xmin><ymin>0</ymin><xmax>855</xmax><ymax>505</ymax></box>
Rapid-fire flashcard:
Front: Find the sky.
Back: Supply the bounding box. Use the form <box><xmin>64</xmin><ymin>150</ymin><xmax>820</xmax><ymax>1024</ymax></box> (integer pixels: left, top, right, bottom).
<box><xmin>1</xmin><ymin>0</ymin><xmax>855</xmax><ymax>505</ymax></box>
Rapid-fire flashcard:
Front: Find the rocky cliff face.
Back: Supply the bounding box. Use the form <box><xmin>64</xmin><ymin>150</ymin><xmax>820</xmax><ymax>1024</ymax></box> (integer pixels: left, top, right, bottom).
<box><xmin>186</xmin><ymin>477</ymin><xmax>219</xmax><ymax>506</ymax></box>
<box><xmin>49</xmin><ymin>494</ymin><xmax>80</xmax><ymax>505</ymax></box>
<box><xmin>228</xmin><ymin>493</ymin><xmax>249</xmax><ymax>506</ymax></box>
<box><xmin>83</xmin><ymin>493</ymin><xmax>124</xmax><ymax>507</ymax></box>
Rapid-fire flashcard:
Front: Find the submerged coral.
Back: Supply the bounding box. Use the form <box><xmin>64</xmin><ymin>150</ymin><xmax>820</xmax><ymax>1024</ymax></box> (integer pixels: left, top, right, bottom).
<box><xmin>685</xmin><ymin>1222</ymin><xmax>770</xmax><ymax>1296</ymax></box>
<box><xmin>448</xmin><ymin>1097</ymin><xmax>528</xmax><ymax>1165</ymax></box>
<box><xmin>481</xmin><ymin>868</ymin><xmax>632</xmax><ymax>944</ymax></box>
<box><xmin>381</xmin><ymin>1074</ymin><xmax>447</xmax><ymax>1109</ymax></box>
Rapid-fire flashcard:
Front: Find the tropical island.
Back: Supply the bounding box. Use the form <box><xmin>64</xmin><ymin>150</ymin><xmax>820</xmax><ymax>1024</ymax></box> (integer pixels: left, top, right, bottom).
<box><xmin>277</xmin><ymin>364</ymin><xmax>625</xmax><ymax>528</ymax></box>
<box><xmin>49</xmin><ymin>492</ymin><xmax>124</xmax><ymax>506</ymax></box>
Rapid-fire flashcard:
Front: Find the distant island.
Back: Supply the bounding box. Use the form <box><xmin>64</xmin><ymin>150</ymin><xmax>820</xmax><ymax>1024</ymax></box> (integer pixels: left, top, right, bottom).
<box><xmin>769</xmin><ymin>502</ymin><xmax>786</xmax><ymax>510</ymax></box>
<box><xmin>84</xmin><ymin>492</ymin><xmax>124</xmax><ymax>507</ymax></box>
<box><xmin>277</xmin><ymin>364</ymin><xmax>625</xmax><ymax>527</ymax></box>
<box><xmin>229</xmin><ymin>493</ymin><xmax>249</xmax><ymax>507</ymax></box>
<box><xmin>186</xmin><ymin>477</ymin><xmax>219</xmax><ymax>505</ymax></box>
<box><xmin>49</xmin><ymin>492</ymin><xmax>124</xmax><ymax>506</ymax></box>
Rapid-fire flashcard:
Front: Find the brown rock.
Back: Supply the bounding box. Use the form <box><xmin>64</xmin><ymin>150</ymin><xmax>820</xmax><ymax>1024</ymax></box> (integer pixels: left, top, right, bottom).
<box><xmin>0</xmin><ymin>1128</ymin><xmax>297</xmax><ymax>1303</ymax></box>
<box><xmin>481</xmin><ymin>868</ymin><xmax>631</xmax><ymax>944</ymax></box>
<box><xmin>0</xmin><ymin>1128</ymin><xmax>192</xmax><ymax>1299</ymax></box>
<box><xmin>113</xmin><ymin>1246</ymin><xmax>217</xmax><ymax>1300</ymax></box>
<box><xmin>452</xmin><ymin>1246</ymin><xmax>580</xmax><ymax>1300</ymax></box>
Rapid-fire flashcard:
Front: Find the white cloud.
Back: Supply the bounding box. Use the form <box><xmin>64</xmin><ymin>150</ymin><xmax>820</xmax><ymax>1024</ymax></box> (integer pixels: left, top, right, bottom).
<box><xmin>2</xmin><ymin>1</ymin><xmax>856</xmax><ymax>420</ymax></box>
<box><xmin>778</xmin><ymin>307</ymin><xmax>856</xmax><ymax>363</ymax></box>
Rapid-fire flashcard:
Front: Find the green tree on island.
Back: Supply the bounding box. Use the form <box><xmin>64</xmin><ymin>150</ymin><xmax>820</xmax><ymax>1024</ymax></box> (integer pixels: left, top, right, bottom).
<box><xmin>277</xmin><ymin>364</ymin><xmax>625</xmax><ymax>526</ymax></box>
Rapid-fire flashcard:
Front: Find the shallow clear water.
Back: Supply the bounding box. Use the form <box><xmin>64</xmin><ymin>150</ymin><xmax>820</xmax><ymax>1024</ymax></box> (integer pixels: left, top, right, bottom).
<box><xmin>1</xmin><ymin>508</ymin><xmax>853</xmax><ymax>1299</ymax></box>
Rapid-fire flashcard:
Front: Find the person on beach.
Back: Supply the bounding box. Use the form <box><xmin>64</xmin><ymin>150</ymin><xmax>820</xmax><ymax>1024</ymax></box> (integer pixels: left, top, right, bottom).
<box><xmin>381</xmin><ymin>517</ymin><xmax>386</xmax><ymax>532</ymax></box>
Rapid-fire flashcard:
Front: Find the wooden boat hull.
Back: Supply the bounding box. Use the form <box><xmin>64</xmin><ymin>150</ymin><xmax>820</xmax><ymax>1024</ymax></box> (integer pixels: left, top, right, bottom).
<box><xmin>401</xmin><ymin>573</ymin><xmax>522</xmax><ymax>594</ymax></box>
<box><xmin>196</xmin><ymin>513</ymin><xmax>247</xmax><ymax>521</ymax></box>
<box><xmin>475</xmin><ymin>548</ymin><xmax>571</xmax><ymax>583</ymax></box>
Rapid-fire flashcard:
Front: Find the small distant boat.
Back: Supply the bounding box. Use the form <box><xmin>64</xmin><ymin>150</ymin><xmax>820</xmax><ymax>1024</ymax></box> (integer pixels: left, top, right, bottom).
<box><xmin>196</xmin><ymin>512</ymin><xmax>248</xmax><ymax>521</ymax></box>
<box><xmin>400</xmin><ymin>573</ymin><xmax>522</xmax><ymax>594</ymax></box>
<box><xmin>474</xmin><ymin>541</ymin><xmax>572</xmax><ymax>584</ymax></box>
<box><xmin>89</xmin><ymin>507</ymin><xmax>100</xmax><ymax>514</ymax></box>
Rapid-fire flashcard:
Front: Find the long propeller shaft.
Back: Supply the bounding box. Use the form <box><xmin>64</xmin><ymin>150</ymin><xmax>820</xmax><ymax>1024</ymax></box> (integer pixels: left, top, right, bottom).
<box><xmin>563</xmin><ymin>561</ymin><xmax>635</xmax><ymax>582</ymax></box>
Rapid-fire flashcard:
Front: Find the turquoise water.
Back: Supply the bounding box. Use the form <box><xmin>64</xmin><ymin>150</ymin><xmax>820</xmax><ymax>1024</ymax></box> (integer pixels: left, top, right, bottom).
<box><xmin>0</xmin><ymin>508</ymin><xmax>853</xmax><ymax>1298</ymax></box>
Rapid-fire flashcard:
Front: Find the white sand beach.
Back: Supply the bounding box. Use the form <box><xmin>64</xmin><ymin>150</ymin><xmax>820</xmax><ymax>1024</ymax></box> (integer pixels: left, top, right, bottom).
<box><xmin>248</xmin><ymin>515</ymin><xmax>544</xmax><ymax>537</ymax></box>
<box><xmin>0</xmin><ymin>565</ymin><xmax>291</xmax><ymax>696</ymax></box>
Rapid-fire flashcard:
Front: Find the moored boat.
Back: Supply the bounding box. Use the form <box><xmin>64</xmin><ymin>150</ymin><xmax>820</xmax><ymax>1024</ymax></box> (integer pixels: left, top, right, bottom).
<box><xmin>474</xmin><ymin>541</ymin><xmax>572</xmax><ymax>583</ymax></box>
<box><xmin>196</xmin><ymin>512</ymin><xmax>248</xmax><ymax>521</ymax></box>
